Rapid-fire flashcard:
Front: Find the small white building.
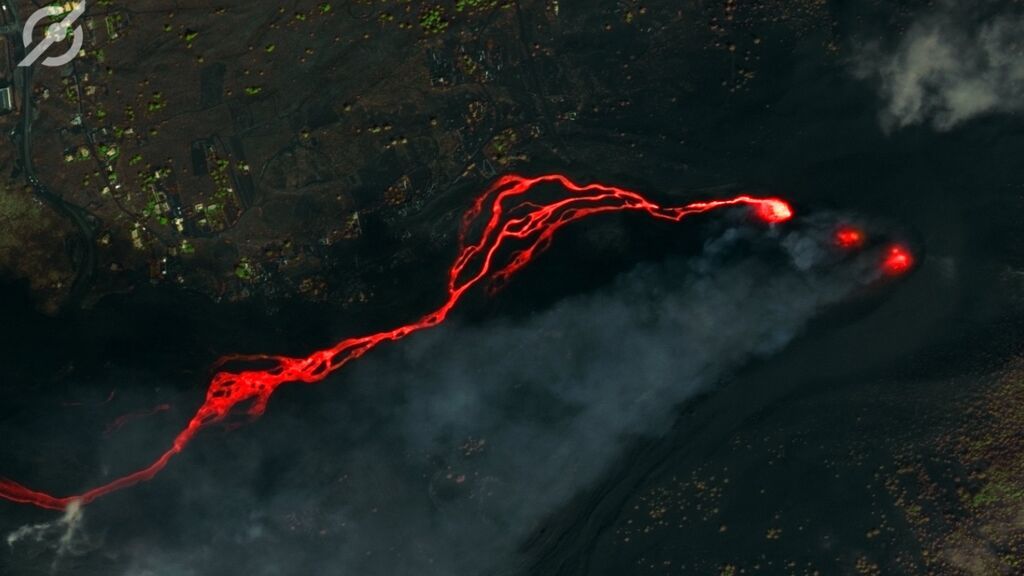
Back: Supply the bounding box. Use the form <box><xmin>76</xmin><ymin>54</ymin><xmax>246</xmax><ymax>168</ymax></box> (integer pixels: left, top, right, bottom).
<box><xmin>0</xmin><ymin>83</ymin><xmax>13</xmax><ymax>114</ymax></box>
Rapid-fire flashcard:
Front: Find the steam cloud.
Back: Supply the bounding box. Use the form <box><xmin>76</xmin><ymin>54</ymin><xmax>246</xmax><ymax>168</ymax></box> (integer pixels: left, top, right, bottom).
<box><xmin>4</xmin><ymin>216</ymin><xmax>885</xmax><ymax>575</ymax></box>
<box><xmin>855</xmin><ymin>6</ymin><xmax>1024</xmax><ymax>131</ymax></box>
<box><xmin>6</xmin><ymin>500</ymin><xmax>95</xmax><ymax>571</ymax></box>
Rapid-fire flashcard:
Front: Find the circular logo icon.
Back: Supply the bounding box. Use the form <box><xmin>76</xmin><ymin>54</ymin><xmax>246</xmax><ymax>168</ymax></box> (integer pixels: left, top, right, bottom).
<box><xmin>18</xmin><ymin>2</ymin><xmax>86</xmax><ymax>68</ymax></box>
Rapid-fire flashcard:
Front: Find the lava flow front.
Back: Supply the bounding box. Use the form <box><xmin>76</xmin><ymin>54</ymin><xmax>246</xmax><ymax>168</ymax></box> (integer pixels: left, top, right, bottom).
<box><xmin>0</xmin><ymin>174</ymin><xmax>792</xmax><ymax>512</ymax></box>
<box><xmin>882</xmin><ymin>244</ymin><xmax>914</xmax><ymax>276</ymax></box>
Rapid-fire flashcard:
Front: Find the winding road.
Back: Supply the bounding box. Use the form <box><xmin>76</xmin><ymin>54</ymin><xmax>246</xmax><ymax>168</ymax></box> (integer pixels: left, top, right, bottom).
<box><xmin>2</xmin><ymin>0</ymin><xmax>98</xmax><ymax>308</ymax></box>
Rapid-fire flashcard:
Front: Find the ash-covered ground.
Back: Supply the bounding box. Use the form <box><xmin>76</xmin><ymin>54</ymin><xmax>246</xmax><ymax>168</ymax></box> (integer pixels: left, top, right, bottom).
<box><xmin>2</xmin><ymin>1</ymin><xmax>1024</xmax><ymax>574</ymax></box>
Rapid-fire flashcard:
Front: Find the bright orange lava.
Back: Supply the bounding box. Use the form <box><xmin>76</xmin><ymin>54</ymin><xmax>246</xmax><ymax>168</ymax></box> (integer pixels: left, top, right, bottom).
<box><xmin>754</xmin><ymin>199</ymin><xmax>793</xmax><ymax>223</ymax></box>
<box><xmin>0</xmin><ymin>174</ymin><xmax>792</xmax><ymax>512</ymax></box>
<box><xmin>882</xmin><ymin>244</ymin><xmax>913</xmax><ymax>275</ymax></box>
<box><xmin>835</xmin><ymin>227</ymin><xmax>865</xmax><ymax>249</ymax></box>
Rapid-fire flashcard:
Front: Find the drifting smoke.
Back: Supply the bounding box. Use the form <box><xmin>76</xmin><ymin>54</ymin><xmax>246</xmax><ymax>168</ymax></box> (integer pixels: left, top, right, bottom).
<box><xmin>855</xmin><ymin>4</ymin><xmax>1024</xmax><ymax>131</ymax></box>
<box><xmin>6</xmin><ymin>499</ymin><xmax>95</xmax><ymax>571</ymax></box>
<box><xmin>59</xmin><ymin>213</ymin><xmax>888</xmax><ymax>576</ymax></box>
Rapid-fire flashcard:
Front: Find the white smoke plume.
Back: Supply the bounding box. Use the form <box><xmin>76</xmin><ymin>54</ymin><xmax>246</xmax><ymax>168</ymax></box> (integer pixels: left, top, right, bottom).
<box><xmin>97</xmin><ymin>213</ymin><xmax>896</xmax><ymax>576</ymax></box>
<box><xmin>6</xmin><ymin>499</ymin><xmax>95</xmax><ymax>571</ymax></box>
<box><xmin>855</xmin><ymin>7</ymin><xmax>1024</xmax><ymax>131</ymax></box>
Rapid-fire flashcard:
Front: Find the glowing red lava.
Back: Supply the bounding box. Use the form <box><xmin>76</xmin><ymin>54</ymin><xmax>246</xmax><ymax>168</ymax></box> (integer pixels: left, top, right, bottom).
<box><xmin>104</xmin><ymin>404</ymin><xmax>172</xmax><ymax>437</ymax></box>
<box><xmin>882</xmin><ymin>244</ymin><xmax>913</xmax><ymax>276</ymax></box>
<box><xmin>835</xmin><ymin>226</ymin><xmax>865</xmax><ymax>249</ymax></box>
<box><xmin>0</xmin><ymin>174</ymin><xmax>792</xmax><ymax>512</ymax></box>
<box><xmin>754</xmin><ymin>199</ymin><xmax>793</xmax><ymax>223</ymax></box>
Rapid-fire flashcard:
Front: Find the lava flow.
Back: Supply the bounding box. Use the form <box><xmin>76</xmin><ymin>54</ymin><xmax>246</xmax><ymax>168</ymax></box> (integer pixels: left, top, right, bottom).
<box><xmin>0</xmin><ymin>174</ymin><xmax>792</xmax><ymax>512</ymax></box>
<box><xmin>835</xmin><ymin>226</ymin><xmax>865</xmax><ymax>249</ymax></box>
<box><xmin>882</xmin><ymin>244</ymin><xmax>914</xmax><ymax>276</ymax></box>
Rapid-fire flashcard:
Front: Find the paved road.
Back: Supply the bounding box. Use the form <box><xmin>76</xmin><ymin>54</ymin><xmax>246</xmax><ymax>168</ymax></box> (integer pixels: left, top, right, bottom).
<box><xmin>3</xmin><ymin>0</ymin><xmax>97</xmax><ymax>308</ymax></box>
